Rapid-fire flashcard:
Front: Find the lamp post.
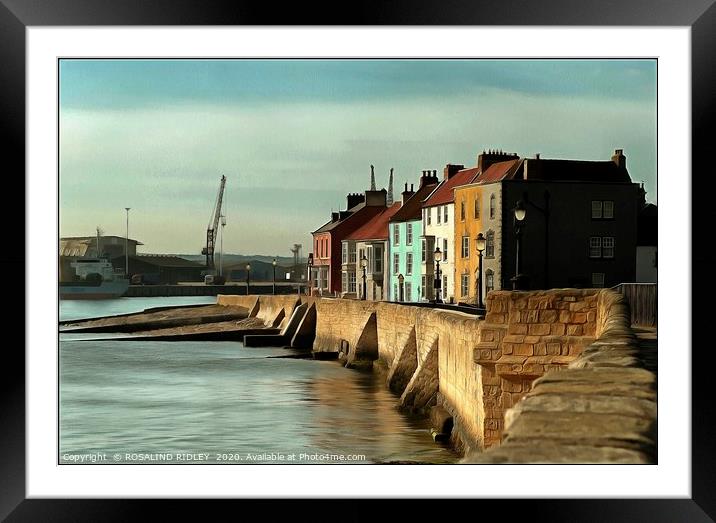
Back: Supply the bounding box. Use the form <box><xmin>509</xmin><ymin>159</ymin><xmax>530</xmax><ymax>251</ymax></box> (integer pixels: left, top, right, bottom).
<box><xmin>124</xmin><ymin>207</ymin><xmax>130</xmax><ymax>277</ymax></box>
<box><xmin>307</xmin><ymin>255</ymin><xmax>313</xmax><ymax>296</ymax></box>
<box><xmin>245</xmin><ymin>263</ymin><xmax>251</xmax><ymax>295</ymax></box>
<box><xmin>511</xmin><ymin>200</ymin><xmax>527</xmax><ymax>290</ymax></box>
<box><xmin>398</xmin><ymin>273</ymin><xmax>404</xmax><ymax>302</ymax></box>
<box><xmin>272</xmin><ymin>258</ymin><xmax>277</xmax><ymax>295</ymax></box>
<box><xmin>360</xmin><ymin>255</ymin><xmax>368</xmax><ymax>300</ymax></box>
<box><xmin>475</xmin><ymin>232</ymin><xmax>486</xmax><ymax>308</ymax></box>
<box><xmin>434</xmin><ymin>246</ymin><xmax>443</xmax><ymax>303</ymax></box>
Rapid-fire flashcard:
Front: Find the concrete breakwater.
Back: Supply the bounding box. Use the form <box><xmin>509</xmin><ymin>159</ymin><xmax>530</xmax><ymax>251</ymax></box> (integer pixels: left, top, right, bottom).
<box><xmin>217</xmin><ymin>289</ymin><xmax>656</xmax><ymax>462</ymax></box>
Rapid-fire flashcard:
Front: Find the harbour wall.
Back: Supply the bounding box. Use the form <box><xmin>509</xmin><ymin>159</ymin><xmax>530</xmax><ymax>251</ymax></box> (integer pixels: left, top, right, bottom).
<box><xmin>216</xmin><ymin>289</ymin><xmax>655</xmax><ymax>462</ymax></box>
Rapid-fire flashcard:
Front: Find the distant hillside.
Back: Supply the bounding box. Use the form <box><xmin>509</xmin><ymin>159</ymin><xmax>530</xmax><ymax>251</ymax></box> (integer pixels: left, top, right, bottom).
<box><xmin>172</xmin><ymin>254</ymin><xmax>297</xmax><ymax>267</ymax></box>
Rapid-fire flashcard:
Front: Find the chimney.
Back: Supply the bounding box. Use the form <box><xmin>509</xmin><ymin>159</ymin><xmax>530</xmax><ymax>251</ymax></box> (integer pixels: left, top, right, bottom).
<box><xmin>420</xmin><ymin>168</ymin><xmax>439</xmax><ymax>188</ymax></box>
<box><xmin>331</xmin><ymin>211</ymin><xmax>340</xmax><ymax>223</ymax></box>
<box><xmin>365</xmin><ymin>188</ymin><xmax>387</xmax><ymax>207</ymax></box>
<box><xmin>370</xmin><ymin>164</ymin><xmax>376</xmax><ymax>190</ymax></box>
<box><xmin>612</xmin><ymin>148</ymin><xmax>626</xmax><ymax>170</ymax></box>
<box><xmin>402</xmin><ymin>181</ymin><xmax>415</xmax><ymax>204</ymax></box>
<box><xmin>535</xmin><ymin>153</ymin><xmax>540</xmax><ymax>160</ymax></box>
<box><xmin>443</xmin><ymin>163</ymin><xmax>465</xmax><ymax>180</ymax></box>
<box><xmin>478</xmin><ymin>149</ymin><xmax>520</xmax><ymax>173</ymax></box>
<box><xmin>346</xmin><ymin>192</ymin><xmax>365</xmax><ymax>210</ymax></box>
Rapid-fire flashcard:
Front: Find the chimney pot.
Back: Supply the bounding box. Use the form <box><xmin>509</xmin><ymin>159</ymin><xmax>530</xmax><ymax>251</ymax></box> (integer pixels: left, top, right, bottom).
<box><xmin>535</xmin><ymin>153</ymin><xmax>540</xmax><ymax>159</ymax></box>
<box><xmin>410</xmin><ymin>183</ymin><xmax>414</xmax><ymax>191</ymax></box>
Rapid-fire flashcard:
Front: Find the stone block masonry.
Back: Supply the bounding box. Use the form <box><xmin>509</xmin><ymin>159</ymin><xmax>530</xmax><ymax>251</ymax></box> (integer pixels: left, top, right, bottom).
<box><xmin>217</xmin><ymin>288</ymin><xmax>655</xmax><ymax>463</ymax></box>
<box><xmin>464</xmin><ymin>289</ymin><xmax>656</xmax><ymax>463</ymax></box>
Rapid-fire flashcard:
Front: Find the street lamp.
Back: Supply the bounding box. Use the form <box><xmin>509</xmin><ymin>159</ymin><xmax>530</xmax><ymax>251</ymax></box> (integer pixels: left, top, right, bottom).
<box><xmin>245</xmin><ymin>263</ymin><xmax>251</xmax><ymax>295</ymax></box>
<box><xmin>475</xmin><ymin>232</ymin><xmax>486</xmax><ymax>308</ymax></box>
<box><xmin>398</xmin><ymin>273</ymin><xmax>405</xmax><ymax>302</ymax></box>
<box><xmin>124</xmin><ymin>207</ymin><xmax>131</xmax><ymax>277</ymax></box>
<box><xmin>434</xmin><ymin>246</ymin><xmax>443</xmax><ymax>303</ymax></box>
<box><xmin>307</xmin><ymin>255</ymin><xmax>313</xmax><ymax>296</ymax></box>
<box><xmin>272</xmin><ymin>258</ymin><xmax>277</xmax><ymax>295</ymax></box>
<box><xmin>360</xmin><ymin>255</ymin><xmax>368</xmax><ymax>300</ymax></box>
<box><xmin>511</xmin><ymin>200</ymin><xmax>527</xmax><ymax>290</ymax></box>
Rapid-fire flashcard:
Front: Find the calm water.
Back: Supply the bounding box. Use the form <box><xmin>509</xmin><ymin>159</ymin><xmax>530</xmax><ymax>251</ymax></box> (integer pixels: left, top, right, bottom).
<box><xmin>60</xmin><ymin>297</ymin><xmax>458</xmax><ymax>464</ymax></box>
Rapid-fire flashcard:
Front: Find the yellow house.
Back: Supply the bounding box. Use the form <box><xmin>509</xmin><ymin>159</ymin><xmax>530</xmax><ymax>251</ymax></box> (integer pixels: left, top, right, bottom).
<box><xmin>453</xmin><ymin>156</ymin><xmax>522</xmax><ymax>303</ymax></box>
<box><xmin>454</xmin><ymin>183</ymin><xmax>485</xmax><ymax>303</ymax></box>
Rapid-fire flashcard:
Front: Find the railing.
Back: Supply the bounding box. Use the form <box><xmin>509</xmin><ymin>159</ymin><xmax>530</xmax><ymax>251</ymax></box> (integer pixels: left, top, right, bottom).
<box><xmin>611</xmin><ymin>283</ymin><xmax>657</xmax><ymax>327</ymax></box>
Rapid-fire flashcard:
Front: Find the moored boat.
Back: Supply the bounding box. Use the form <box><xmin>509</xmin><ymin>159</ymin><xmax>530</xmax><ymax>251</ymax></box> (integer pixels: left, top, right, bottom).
<box><xmin>60</xmin><ymin>258</ymin><xmax>129</xmax><ymax>300</ymax></box>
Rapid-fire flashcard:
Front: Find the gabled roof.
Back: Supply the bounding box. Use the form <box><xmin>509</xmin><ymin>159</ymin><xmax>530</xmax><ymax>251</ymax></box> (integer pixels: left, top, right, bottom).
<box><xmin>389</xmin><ymin>182</ymin><xmax>439</xmax><ymax>223</ymax></box>
<box><xmin>475</xmin><ymin>159</ymin><xmax>522</xmax><ymax>184</ymax></box>
<box><xmin>345</xmin><ymin>202</ymin><xmax>402</xmax><ymax>241</ymax></box>
<box><xmin>423</xmin><ymin>168</ymin><xmax>478</xmax><ymax>207</ymax></box>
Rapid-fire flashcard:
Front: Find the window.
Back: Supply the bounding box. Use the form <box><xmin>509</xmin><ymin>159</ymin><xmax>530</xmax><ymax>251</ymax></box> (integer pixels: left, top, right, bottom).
<box><xmin>444</xmin><ymin>206</ymin><xmax>448</xmax><ymax>223</ymax></box>
<box><xmin>592</xmin><ymin>272</ymin><xmax>605</xmax><ymax>288</ymax></box>
<box><xmin>359</xmin><ymin>248</ymin><xmax>365</xmax><ymax>268</ymax></box>
<box><xmin>421</xmin><ymin>276</ymin><xmax>426</xmax><ymax>298</ymax></box>
<box><xmin>405</xmin><ymin>281</ymin><xmax>412</xmax><ymax>302</ymax></box>
<box><xmin>366</xmin><ymin>247</ymin><xmax>373</xmax><ymax>275</ymax></box>
<box><xmin>342</xmin><ymin>243</ymin><xmax>348</xmax><ymax>264</ymax></box>
<box><xmin>406</xmin><ymin>223</ymin><xmax>413</xmax><ymax>245</ymax></box>
<box><xmin>489</xmin><ymin>195</ymin><xmax>496</xmax><ymax>219</ymax></box>
<box><xmin>393</xmin><ymin>253</ymin><xmax>400</xmax><ymax>275</ymax></box>
<box><xmin>393</xmin><ymin>224</ymin><xmax>400</xmax><ymax>245</ymax></box>
<box><xmin>461</xmin><ymin>273</ymin><xmax>470</xmax><ymax>297</ymax></box>
<box><xmin>349</xmin><ymin>244</ymin><xmax>356</xmax><ymax>263</ymax></box>
<box><xmin>348</xmin><ymin>272</ymin><xmax>356</xmax><ymax>293</ymax></box>
<box><xmin>461</xmin><ymin>236</ymin><xmax>469</xmax><ymax>258</ymax></box>
<box><xmin>342</xmin><ymin>272</ymin><xmax>348</xmax><ymax>292</ymax></box>
<box><xmin>602</xmin><ymin>237</ymin><xmax>615</xmax><ymax>258</ymax></box>
<box><xmin>485</xmin><ymin>231</ymin><xmax>495</xmax><ymax>258</ymax></box>
<box><xmin>603</xmin><ymin>201</ymin><xmax>614</xmax><ymax>219</ymax></box>
<box><xmin>437</xmin><ymin>207</ymin><xmax>441</xmax><ymax>224</ymax></box>
<box><xmin>393</xmin><ymin>284</ymin><xmax>398</xmax><ymax>301</ymax></box>
<box><xmin>474</xmin><ymin>198</ymin><xmax>480</xmax><ymax>219</ymax></box>
<box><xmin>443</xmin><ymin>238</ymin><xmax>448</xmax><ymax>261</ymax></box>
<box><xmin>460</xmin><ymin>200</ymin><xmax>465</xmax><ymax>220</ymax></box>
<box><xmin>443</xmin><ymin>275</ymin><xmax>448</xmax><ymax>296</ymax></box>
<box><xmin>427</xmin><ymin>208</ymin><xmax>431</xmax><ymax>226</ymax></box>
<box><xmin>592</xmin><ymin>200</ymin><xmax>615</xmax><ymax>219</ymax></box>
<box><xmin>406</xmin><ymin>253</ymin><xmax>413</xmax><ymax>275</ymax></box>
<box><xmin>421</xmin><ymin>239</ymin><xmax>426</xmax><ymax>262</ymax></box>
<box><xmin>485</xmin><ymin>270</ymin><xmax>494</xmax><ymax>293</ymax></box>
<box><xmin>374</xmin><ymin>245</ymin><xmax>383</xmax><ymax>273</ymax></box>
<box><xmin>589</xmin><ymin>236</ymin><xmax>615</xmax><ymax>258</ymax></box>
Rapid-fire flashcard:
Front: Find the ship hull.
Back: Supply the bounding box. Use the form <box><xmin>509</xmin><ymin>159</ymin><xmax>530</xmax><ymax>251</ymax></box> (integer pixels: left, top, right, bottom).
<box><xmin>59</xmin><ymin>280</ymin><xmax>130</xmax><ymax>300</ymax></box>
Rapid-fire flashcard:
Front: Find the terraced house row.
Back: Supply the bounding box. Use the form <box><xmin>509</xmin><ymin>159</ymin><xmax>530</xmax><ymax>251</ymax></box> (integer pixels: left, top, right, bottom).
<box><xmin>308</xmin><ymin>148</ymin><xmax>657</xmax><ymax>303</ymax></box>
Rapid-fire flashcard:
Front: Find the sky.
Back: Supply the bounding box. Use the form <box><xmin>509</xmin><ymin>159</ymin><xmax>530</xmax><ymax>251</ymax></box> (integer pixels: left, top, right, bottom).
<box><xmin>59</xmin><ymin>59</ymin><xmax>657</xmax><ymax>256</ymax></box>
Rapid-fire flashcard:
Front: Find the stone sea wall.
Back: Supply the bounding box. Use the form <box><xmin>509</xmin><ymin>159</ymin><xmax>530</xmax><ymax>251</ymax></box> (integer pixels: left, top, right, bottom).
<box><xmin>215</xmin><ymin>289</ymin><xmax>656</xmax><ymax>462</ymax></box>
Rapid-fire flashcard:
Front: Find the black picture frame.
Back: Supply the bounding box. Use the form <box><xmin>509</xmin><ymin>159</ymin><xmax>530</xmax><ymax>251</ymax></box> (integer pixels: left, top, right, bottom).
<box><xmin>4</xmin><ymin>1</ymin><xmax>712</xmax><ymax>520</ymax></box>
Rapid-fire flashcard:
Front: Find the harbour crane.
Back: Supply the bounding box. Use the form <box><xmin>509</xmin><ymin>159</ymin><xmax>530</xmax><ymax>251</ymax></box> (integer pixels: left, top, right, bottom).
<box><xmin>202</xmin><ymin>175</ymin><xmax>226</xmax><ymax>272</ymax></box>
